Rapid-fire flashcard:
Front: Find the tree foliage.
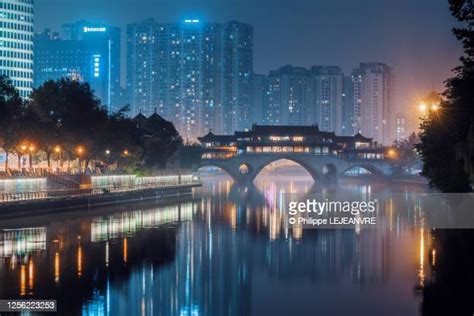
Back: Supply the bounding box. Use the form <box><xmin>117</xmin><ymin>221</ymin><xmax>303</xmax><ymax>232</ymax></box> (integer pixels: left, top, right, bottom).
<box><xmin>416</xmin><ymin>0</ymin><xmax>474</xmax><ymax>192</ymax></box>
<box><xmin>0</xmin><ymin>76</ymin><xmax>25</xmax><ymax>169</ymax></box>
<box><xmin>1</xmin><ymin>78</ymin><xmax>182</xmax><ymax>173</ymax></box>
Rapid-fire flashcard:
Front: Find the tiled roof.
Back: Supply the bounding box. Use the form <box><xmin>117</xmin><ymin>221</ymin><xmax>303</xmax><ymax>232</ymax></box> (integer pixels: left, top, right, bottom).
<box><xmin>198</xmin><ymin>132</ymin><xmax>236</xmax><ymax>143</ymax></box>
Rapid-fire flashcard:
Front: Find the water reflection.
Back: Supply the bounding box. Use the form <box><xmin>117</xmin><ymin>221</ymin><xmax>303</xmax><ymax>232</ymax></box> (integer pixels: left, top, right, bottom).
<box><xmin>0</xmin><ymin>176</ymin><xmax>438</xmax><ymax>316</ymax></box>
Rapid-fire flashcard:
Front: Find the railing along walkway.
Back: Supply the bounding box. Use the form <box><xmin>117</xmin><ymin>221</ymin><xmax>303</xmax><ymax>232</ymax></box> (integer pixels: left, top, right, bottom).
<box><xmin>0</xmin><ymin>179</ymin><xmax>200</xmax><ymax>204</ymax></box>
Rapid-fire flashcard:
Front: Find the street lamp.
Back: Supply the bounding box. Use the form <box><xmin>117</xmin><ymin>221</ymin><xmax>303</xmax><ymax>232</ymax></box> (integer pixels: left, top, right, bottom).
<box><xmin>386</xmin><ymin>148</ymin><xmax>397</xmax><ymax>160</ymax></box>
<box><xmin>123</xmin><ymin>149</ymin><xmax>129</xmax><ymax>156</ymax></box>
<box><xmin>76</xmin><ymin>146</ymin><xmax>85</xmax><ymax>172</ymax></box>
<box><xmin>28</xmin><ymin>144</ymin><xmax>36</xmax><ymax>169</ymax></box>
<box><xmin>76</xmin><ymin>146</ymin><xmax>85</xmax><ymax>156</ymax></box>
<box><xmin>18</xmin><ymin>143</ymin><xmax>28</xmax><ymax>170</ymax></box>
<box><xmin>54</xmin><ymin>146</ymin><xmax>62</xmax><ymax>171</ymax></box>
<box><xmin>419</xmin><ymin>102</ymin><xmax>428</xmax><ymax>113</ymax></box>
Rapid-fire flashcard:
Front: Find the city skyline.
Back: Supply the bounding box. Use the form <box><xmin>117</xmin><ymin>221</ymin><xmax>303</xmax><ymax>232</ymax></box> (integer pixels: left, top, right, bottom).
<box><xmin>34</xmin><ymin>0</ymin><xmax>462</xmax><ymax>115</ymax></box>
<box><xmin>1</xmin><ymin>0</ymin><xmax>463</xmax><ymax>143</ymax></box>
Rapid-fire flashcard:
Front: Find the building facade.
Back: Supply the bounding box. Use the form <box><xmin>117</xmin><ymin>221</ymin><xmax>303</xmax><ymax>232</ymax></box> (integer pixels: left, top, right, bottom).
<box><xmin>126</xmin><ymin>18</ymin><xmax>159</xmax><ymax>117</ymax></box>
<box><xmin>309</xmin><ymin>66</ymin><xmax>343</xmax><ymax>134</ymax></box>
<box><xmin>341</xmin><ymin>76</ymin><xmax>355</xmax><ymax>136</ymax></box>
<box><xmin>34</xmin><ymin>22</ymin><xmax>121</xmax><ymax>111</ymax></box>
<box><xmin>126</xmin><ymin>19</ymin><xmax>253</xmax><ymax>141</ymax></box>
<box><xmin>352</xmin><ymin>63</ymin><xmax>393</xmax><ymax>145</ymax></box>
<box><xmin>266</xmin><ymin>65</ymin><xmax>311</xmax><ymax>126</ymax></box>
<box><xmin>395</xmin><ymin>112</ymin><xmax>407</xmax><ymax>142</ymax></box>
<box><xmin>0</xmin><ymin>0</ymin><xmax>34</xmax><ymax>98</ymax></box>
<box><xmin>251</xmin><ymin>73</ymin><xmax>268</xmax><ymax>125</ymax></box>
<box><xmin>259</xmin><ymin>65</ymin><xmax>344</xmax><ymax>133</ymax></box>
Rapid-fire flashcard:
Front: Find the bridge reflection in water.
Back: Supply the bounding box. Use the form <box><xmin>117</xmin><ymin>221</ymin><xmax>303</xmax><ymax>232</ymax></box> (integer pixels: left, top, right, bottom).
<box><xmin>0</xmin><ymin>176</ymin><xmax>435</xmax><ymax>316</ymax></box>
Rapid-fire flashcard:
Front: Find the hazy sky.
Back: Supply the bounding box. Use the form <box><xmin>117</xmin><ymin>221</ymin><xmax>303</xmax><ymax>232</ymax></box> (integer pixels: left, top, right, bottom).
<box><xmin>35</xmin><ymin>0</ymin><xmax>463</xmax><ymax>116</ymax></box>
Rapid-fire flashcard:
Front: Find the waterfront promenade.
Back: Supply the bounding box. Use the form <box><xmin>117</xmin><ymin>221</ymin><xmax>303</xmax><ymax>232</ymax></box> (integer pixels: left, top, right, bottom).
<box><xmin>0</xmin><ymin>173</ymin><xmax>201</xmax><ymax>216</ymax></box>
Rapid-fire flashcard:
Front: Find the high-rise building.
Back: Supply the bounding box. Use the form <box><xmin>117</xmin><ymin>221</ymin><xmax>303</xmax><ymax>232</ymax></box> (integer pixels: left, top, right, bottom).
<box><xmin>352</xmin><ymin>63</ymin><xmax>393</xmax><ymax>145</ymax></box>
<box><xmin>126</xmin><ymin>19</ymin><xmax>253</xmax><ymax>140</ymax></box>
<box><xmin>266</xmin><ymin>65</ymin><xmax>310</xmax><ymax>126</ymax></box>
<box><xmin>0</xmin><ymin>0</ymin><xmax>34</xmax><ymax>98</ymax></box>
<box><xmin>341</xmin><ymin>76</ymin><xmax>354</xmax><ymax>136</ymax></box>
<box><xmin>351</xmin><ymin>68</ymin><xmax>363</xmax><ymax>134</ymax></box>
<box><xmin>395</xmin><ymin>113</ymin><xmax>407</xmax><ymax>142</ymax></box>
<box><xmin>34</xmin><ymin>22</ymin><xmax>121</xmax><ymax>111</ymax></box>
<box><xmin>309</xmin><ymin>66</ymin><xmax>343</xmax><ymax>133</ymax></box>
<box><xmin>221</xmin><ymin>21</ymin><xmax>253</xmax><ymax>133</ymax></box>
<box><xmin>126</xmin><ymin>18</ymin><xmax>159</xmax><ymax>117</ymax></box>
<box><xmin>251</xmin><ymin>73</ymin><xmax>268</xmax><ymax>125</ymax></box>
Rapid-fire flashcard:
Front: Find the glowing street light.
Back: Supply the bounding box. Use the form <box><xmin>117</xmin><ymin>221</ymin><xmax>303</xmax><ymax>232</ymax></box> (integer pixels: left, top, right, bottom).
<box><xmin>386</xmin><ymin>148</ymin><xmax>397</xmax><ymax>160</ymax></box>
<box><xmin>419</xmin><ymin>102</ymin><xmax>428</xmax><ymax>113</ymax></box>
<box><xmin>76</xmin><ymin>146</ymin><xmax>85</xmax><ymax>156</ymax></box>
<box><xmin>54</xmin><ymin>145</ymin><xmax>61</xmax><ymax>154</ymax></box>
<box><xmin>123</xmin><ymin>149</ymin><xmax>129</xmax><ymax>156</ymax></box>
<box><xmin>105</xmin><ymin>149</ymin><xmax>111</xmax><ymax>155</ymax></box>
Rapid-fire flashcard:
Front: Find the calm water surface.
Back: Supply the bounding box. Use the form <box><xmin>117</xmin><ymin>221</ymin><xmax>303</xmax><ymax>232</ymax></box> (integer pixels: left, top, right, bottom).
<box><xmin>0</xmin><ymin>176</ymin><xmax>434</xmax><ymax>316</ymax></box>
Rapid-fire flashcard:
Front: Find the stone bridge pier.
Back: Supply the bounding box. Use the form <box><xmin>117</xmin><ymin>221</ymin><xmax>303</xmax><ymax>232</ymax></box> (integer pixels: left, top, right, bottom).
<box><xmin>194</xmin><ymin>154</ymin><xmax>395</xmax><ymax>185</ymax></box>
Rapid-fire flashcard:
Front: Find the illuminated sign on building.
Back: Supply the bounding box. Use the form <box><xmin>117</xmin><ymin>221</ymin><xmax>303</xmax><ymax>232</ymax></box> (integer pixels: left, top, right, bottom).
<box><xmin>93</xmin><ymin>55</ymin><xmax>101</xmax><ymax>78</ymax></box>
<box><xmin>83</xmin><ymin>27</ymin><xmax>107</xmax><ymax>33</ymax></box>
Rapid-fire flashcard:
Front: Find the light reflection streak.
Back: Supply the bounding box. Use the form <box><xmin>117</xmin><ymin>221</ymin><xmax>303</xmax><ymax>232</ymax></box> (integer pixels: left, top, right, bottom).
<box><xmin>77</xmin><ymin>244</ymin><xmax>83</xmax><ymax>277</ymax></box>
<box><xmin>28</xmin><ymin>258</ymin><xmax>34</xmax><ymax>292</ymax></box>
<box><xmin>123</xmin><ymin>238</ymin><xmax>128</xmax><ymax>264</ymax></box>
<box><xmin>418</xmin><ymin>228</ymin><xmax>425</xmax><ymax>288</ymax></box>
<box><xmin>54</xmin><ymin>251</ymin><xmax>60</xmax><ymax>284</ymax></box>
<box><xmin>90</xmin><ymin>204</ymin><xmax>194</xmax><ymax>242</ymax></box>
<box><xmin>20</xmin><ymin>264</ymin><xmax>26</xmax><ymax>296</ymax></box>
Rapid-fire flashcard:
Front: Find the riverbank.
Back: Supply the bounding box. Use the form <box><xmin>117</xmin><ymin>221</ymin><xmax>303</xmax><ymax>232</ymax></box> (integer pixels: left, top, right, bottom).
<box><xmin>0</xmin><ymin>182</ymin><xmax>201</xmax><ymax>219</ymax></box>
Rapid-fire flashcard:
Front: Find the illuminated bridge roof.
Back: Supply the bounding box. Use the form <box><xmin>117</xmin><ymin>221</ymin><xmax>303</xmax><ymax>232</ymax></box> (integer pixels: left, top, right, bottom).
<box><xmin>236</xmin><ymin>124</ymin><xmax>336</xmax><ymax>138</ymax></box>
<box><xmin>198</xmin><ymin>125</ymin><xmax>372</xmax><ymax>145</ymax></box>
<box><xmin>198</xmin><ymin>131</ymin><xmax>237</xmax><ymax>143</ymax></box>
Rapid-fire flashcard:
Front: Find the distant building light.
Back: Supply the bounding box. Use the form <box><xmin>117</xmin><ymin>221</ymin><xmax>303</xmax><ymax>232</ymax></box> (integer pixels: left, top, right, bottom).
<box><xmin>184</xmin><ymin>19</ymin><xmax>200</xmax><ymax>23</ymax></box>
<box><xmin>83</xmin><ymin>27</ymin><xmax>107</xmax><ymax>33</ymax></box>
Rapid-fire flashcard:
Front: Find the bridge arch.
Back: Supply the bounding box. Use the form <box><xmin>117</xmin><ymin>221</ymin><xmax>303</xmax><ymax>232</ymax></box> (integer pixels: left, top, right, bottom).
<box><xmin>252</xmin><ymin>157</ymin><xmax>320</xmax><ymax>182</ymax></box>
<box><xmin>194</xmin><ymin>161</ymin><xmax>241</xmax><ymax>182</ymax></box>
<box><xmin>339</xmin><ymin>164</ymin><xmax>388</xmax><ymax>179</ymax></box>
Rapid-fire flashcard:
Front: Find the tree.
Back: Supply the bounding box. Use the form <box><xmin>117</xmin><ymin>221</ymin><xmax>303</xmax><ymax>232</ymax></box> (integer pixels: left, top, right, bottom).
<box><xmin>177</xmin><ymin>144</ymin><xmax>203</xmax><ymax>170</ymax></box>
<box><xmin>29</xmin><ymin>79</ymin><xmax>111</xmax><ymax>169</ymax></box>
<box><xmin>139</xmin><ymin>113</ymin><xmax>182</xmax><ymax>170</ymax></box>
<box><xmin>394</xmin><ymin>132</ymin><xmax>419</xmax><ymax>165</ymax></box>
<box><xmin>416</xmin><ymin>0</ymin><xmax>474</xmax><ymax>192</ymax></box>
<box><xmin>0</xmin><ymin>76</ymin><xmax>25</xmax><ymax>170</ymax></box>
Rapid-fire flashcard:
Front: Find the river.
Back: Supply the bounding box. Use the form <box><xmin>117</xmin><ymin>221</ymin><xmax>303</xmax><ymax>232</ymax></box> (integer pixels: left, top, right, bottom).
<box><xmin>0</xmin><ymin>174</ymin><xmax>449</xmax><ymax>315</ymax></box>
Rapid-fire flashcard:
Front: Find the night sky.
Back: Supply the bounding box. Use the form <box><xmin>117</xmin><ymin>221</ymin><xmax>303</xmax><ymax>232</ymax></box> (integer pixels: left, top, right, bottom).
<box><xmin>35</xmin><ymin>0</ymin><xmax>462</xmax><ymax>118</ymax></box>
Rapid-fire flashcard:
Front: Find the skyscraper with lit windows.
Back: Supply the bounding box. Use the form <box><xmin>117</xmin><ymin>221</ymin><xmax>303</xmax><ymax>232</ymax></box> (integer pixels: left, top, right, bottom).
<box><xmin>0</xmin><ymin>0</ymin><xmax>34</xmax><ymax>98</ymax></box>
<box><xmin>126</xmin><ymin>19</ymin><xmax>253</xmax><ymax>140</ymax></box>
<box><xmin>266</xmin><ymin>65</ymin><xmax>310</xmax><ymax>126</ymax></box>
<box><xmin>352</xmin><ymin>63</ymin><xmax>393</xmax><ymax>145</ymax></box>
<box><xmin>309</xmin><ymin>66</ymin><xmax>343</xmax><ymax>133</ymax></box>
<box><xmin>34</xmin><ymin>21</ymin><xmax>122</xmax><ymax>112</ymax></box>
